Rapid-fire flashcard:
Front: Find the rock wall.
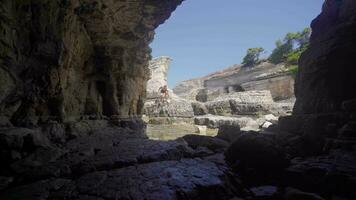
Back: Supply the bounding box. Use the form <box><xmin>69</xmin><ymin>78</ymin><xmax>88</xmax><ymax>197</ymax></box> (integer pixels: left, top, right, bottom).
<box><xmin>241</xmin><ymin>75</ymin><xmax>295</xmax><ymax>101</ymax></box>
<box><xmin>146</xmin><ymin>56</ymin><xmax>172</xmax><ymax>99</ymax></box>
<box><xmin>144</xmin><ymin>56</ymin><xmax>194</xmax><ymax>121</ymax></box>
<box><xmin>172</xmin><ymin>78</ymin><xmax>204</xmax><ymax>100</ymax></box>
<box><xmin>294</xmin><ymin>0</ymin><xmax>356</xmax><ymax>114</ymax></box>
<box><xmin>174</xmin><ymin>62</ymin><xmax>295</xmax><ymax>101</ymax></box>
<box><xmin>0</xmin><ymin>0</ymin><xmax>183</xmax><ymax>126</ymax></box>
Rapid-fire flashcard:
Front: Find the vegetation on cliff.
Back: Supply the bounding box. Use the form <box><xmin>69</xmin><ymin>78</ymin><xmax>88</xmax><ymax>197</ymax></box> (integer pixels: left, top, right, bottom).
<box><xmin>242</xmin><ymin>47</ymin><xmax>264</xmax><ymax>67</ymax></box>
<box><xmin>241</xmin><ymin>28</ymin><xmax>311</xmax><ymax>74</ymax></box>
<box><xmin>268</xmin><ymin>28</ymin><xmax>311</xmax><ymax>65</ymax></box>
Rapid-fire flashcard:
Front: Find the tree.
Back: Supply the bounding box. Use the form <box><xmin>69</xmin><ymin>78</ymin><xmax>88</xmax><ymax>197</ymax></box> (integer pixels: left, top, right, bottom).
<box><xmin>242</xmin><ymin>47</ymin><xmax>264</xmax><ymax>67</ymax></box>
<box><xmin>297</xmin><ymin>27</ymin><xmax>311</xmax><ymax>48</ymax></box>
<box><xmin>268</xmin><ymin>28</ymin><xmax>311</xmax><ymax>65</ymax></box>
<box><xmin>268</xmin><ymin>40</ymin><xmax>293</xmax><ymax>64</ymax></box>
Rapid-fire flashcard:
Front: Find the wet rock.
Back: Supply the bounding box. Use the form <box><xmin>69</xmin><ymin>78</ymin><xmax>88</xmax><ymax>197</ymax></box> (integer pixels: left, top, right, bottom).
<box><xmin>182</xmin><ymin>135</ymin><xmax>229</xmax><ymax>152</ymax></box>
<box><xmin>217</xmin><ymin>125</ymin><xmax>242</xmax><ymax>143</ymax></box>
<box><xmin>75</xmin><ymin>158</ymin><xmax>239</xmax><ymax>200</ymax></box>
<box><xmin>225</xmin><ymin>132</ymin><xmax>289</xmax><ymax>172</ymax></box>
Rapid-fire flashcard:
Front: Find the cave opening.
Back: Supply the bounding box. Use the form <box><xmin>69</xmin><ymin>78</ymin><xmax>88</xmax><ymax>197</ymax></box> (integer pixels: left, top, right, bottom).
<box><xmin>1</xmin><ymin>0</ymin><xmax>356</xmax><ymax>199</ymax></box>
<box><xmin>144</xmin><ymin>0</ymin><xmax>324</xmax><ymax>140</ymax></box>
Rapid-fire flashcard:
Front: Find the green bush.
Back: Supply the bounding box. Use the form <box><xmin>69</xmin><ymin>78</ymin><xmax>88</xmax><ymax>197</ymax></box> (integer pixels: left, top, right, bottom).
<box><xmin>242</xmin><ymin>47</ymin><xmax>264</xmax><ymax>67</ymax></box>
<box><xmin>286</xmin><ymin>50</ymin><xmax>301</xmax><ymax>65</ymax></box>
<box><xmin>269</xmin><ymin>40</ymin><xmax>293</xmax><ymax>64</ymax></box>
<box><xmin>268</xmin><ymin>28</ymin><xmax>311</xmax><ymax>65</ymax></box>
<box><xmin>287</xmin><ymin>65</ymin><xmax>298</xmax><ymax>76</ymax></box>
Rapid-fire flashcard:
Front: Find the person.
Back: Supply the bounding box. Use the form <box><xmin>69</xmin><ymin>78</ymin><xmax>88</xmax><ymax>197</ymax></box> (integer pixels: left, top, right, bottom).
<box><xmin>158</xmin><ymin>85</ymin><xmax>169</xmax><ymax>103</ymax></box>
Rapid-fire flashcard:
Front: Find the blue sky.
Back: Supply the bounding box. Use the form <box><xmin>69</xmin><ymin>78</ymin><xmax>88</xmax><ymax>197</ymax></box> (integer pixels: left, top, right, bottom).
<box><xmin>150</xmin><ymin>0</ymin><xmax>324</xmax><ymax>87</ymax></box>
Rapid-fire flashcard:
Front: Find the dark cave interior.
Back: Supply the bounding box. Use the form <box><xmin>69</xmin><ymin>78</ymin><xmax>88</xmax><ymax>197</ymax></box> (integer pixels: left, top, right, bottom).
<box><xmin>0</xmin><ymin>0</ymin><xmax>356</xmax><ymax>199</ymax></box>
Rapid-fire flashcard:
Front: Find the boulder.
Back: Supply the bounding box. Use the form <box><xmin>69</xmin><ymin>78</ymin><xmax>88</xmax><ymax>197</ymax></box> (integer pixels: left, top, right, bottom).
<box><xmin>182</xmin><ymin>135</ymin><xmax>229</xmax><ymax>152</ymax></box>
<box><xmin>194</xmin><ymin>115</ymin><xmax>257</xmax><ymax>129</ymax></box>
<box><xmin>216</xmin><ymin>125</ymin><xmax>241</xmax><ymax>143</ymax></box>
<box><xmin>285</xmin><ymin>151</ymin><xmax>356</xmax><ymax>199</ymax></box>
<box><xmin>194</xmin><ymin>125</ymin><xmax>207</xmax><ymax>135</ymax></box>
<box><xmin>173</xmin><ymin>78</ymin><xmax>204</xmax><ymax>101</ymax></box>
<box><xmin>196</xmin><ymin>89</ymin><xmax>208</xmax><ymax>102</ymax></box>
<box><xmin>264</xmin><ymin>114</ymin><xmax>278</xmax><ymax>124</ymax></box>
<box><xmin>262</xmin><ymin>121</ymin><xmax>273</xmax><ymax>129</ymax></box>
<box><xmin>144</xmin><ymin>94</ymin><xmax>194</xmax><ymax>118</ymax></box>
<box><xmin>278</xmin><ymin>115</ymin><xmax>306</xmax><ymax>134</ymax></box>
<box><xmin>205</xmin><ymin>90</ymin><xmax>275</xmax><ymax>116</ymax></box>
<box><xmin>191</xmin><ymin>101</ymin><xmax>208</xmax><ymax>115</ymax></box>
<box><xmin>225</xmin><ymin>132</ymin><xmax>289</xmax><ymax>172</ymax></box>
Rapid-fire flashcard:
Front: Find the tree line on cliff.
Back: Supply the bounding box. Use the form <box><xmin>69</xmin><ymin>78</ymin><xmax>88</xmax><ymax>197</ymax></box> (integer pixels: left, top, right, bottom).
<box><xmin>241</xmin><ymin>27</ymin><xmax>311</xmax><ymax>74</ymax></box>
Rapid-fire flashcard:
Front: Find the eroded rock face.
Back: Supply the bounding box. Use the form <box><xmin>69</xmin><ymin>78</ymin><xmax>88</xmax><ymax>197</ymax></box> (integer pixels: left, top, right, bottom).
<box><xmin>0</xmin><ymin>126</ymin><xmax>248</xmax><ymax>200</ymax></box>
<box><xmin>146</xmin><ymin>56</ymin><xmax>172</xmax><ymax>99</ymax></box>
<box><xmin>144</xmin><ymin>56</ymin><xmax>194</xmax><ymax>120</ymax></box>
<box><xmin>174</xmin><ymin>62</ymin><xmax>295</xmax><ymax>101</ymax></box>
<box><xmin>205</xmin><ymin>90</ymin><xmax>275</xmax><ymax>116</ymax></box>
<box><xmin>294</xmin><ymin>0</ymin><xmax>356</xmax><ymax>114</ymax></box>
<box><xmin>0</xmin><ymin>0</ymin><xmax>183</xmax><ymax>126</ymax></box>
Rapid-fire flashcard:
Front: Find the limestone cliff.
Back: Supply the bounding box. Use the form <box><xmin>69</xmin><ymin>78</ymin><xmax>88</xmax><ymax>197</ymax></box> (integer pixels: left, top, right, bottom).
<box><xmin>174</xmin><ymin>62</ymin><xmax>295</xmax><ymax>101</ymax></box>
<box><xmin>146</xmin><ymin>56</ymin><xmax>172</xmax><ymax>99</ymax></box>
<box><xmin>144</xmin><ymin>57</ymin><xmax>194</xmax><ymax>120</ymax></box>
<box><xmin>0</xmin><ymin>0</ymin><xmax>183</xmax><ymax>126</ymax></box>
